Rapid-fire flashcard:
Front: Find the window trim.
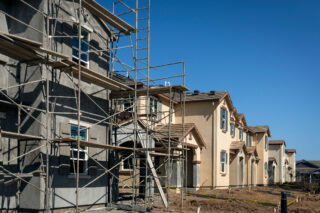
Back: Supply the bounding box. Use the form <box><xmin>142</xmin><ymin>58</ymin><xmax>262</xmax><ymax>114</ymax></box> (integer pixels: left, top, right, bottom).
<box><xmin>72</xmin><ymin>25</ymin><xmax>91</xmax><ymax>68</ymax></box>
<box><xmin>265</xmin><ymin>135</ymin><xmax>268</xmax><ymax>151</ymax></box>
<box><xmin>220</xmin><ymin>151</ymin><xmax>228</xmax><ymax>174</ymax></box>
<box><xmin>69</xmin><ymin>120</ymin><xmax>90</xmax><ymax>175</ymax></box>
<box><xmin>120</xmin><ymin>152</ymin><xmax>133</xmax><ymax>171</ymax></box>
<box><xmin>239</xmin><ymin>128</ymin><xmax>243</xmax><ymax>140</ymax></box>
<box><xmin>220</xmin><ymin>107</ymin><xmax>228</xmax><ymax>132</ymax></box>
<box><xmin>230</xmin><ymin>123</ymin><xmax>235</xmax><ymax>137</ymax></box>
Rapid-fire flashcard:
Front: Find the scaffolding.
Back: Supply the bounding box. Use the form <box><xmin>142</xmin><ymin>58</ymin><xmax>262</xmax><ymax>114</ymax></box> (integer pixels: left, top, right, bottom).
<box><xmin>0</xmin><ymin>0</ymin><xmax>187</xmax><ymax>212</ymax></box>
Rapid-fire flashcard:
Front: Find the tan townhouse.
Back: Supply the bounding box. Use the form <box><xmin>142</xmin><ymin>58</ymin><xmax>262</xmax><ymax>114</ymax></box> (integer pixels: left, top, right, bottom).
<box><xmin>247</xmin><ymin>126</ymin><xmax>271</xmax><ymax>186</ymax></box>
<box><xmin>268</xmin><ymin>140</ymin><xmax>286</xmax><ymax>184</ymax></box>
<box><xmin>175</xmin><ymin>90</ymin><xmax>237</xmax><ymax>188</ymax></box>
<box><xmin>229</xmin><ymin>114</ymin><xmax>259</xmax><ymax>187</ymax></box>
<box><xmin>285</xmin><ymin>149</ymin><xmax>296</xmax><ymax>182</ymax></box>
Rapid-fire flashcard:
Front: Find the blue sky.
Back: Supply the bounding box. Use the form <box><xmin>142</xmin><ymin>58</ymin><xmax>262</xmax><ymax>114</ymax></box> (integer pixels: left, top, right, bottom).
<box><xmin>101</xmin><ymin>0</ymin><xmax>320</xmax><ymax>160</ymax></box>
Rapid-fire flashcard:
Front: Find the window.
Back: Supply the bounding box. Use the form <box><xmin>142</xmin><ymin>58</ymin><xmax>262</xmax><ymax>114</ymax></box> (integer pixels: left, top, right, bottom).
<box><xmin>149</xmin><ymin>97</ymin><xmax>158</xmax><ymax>114</ymax></box>
<box><xmin>121</xmin><ymin>152</ymin><xmax>133</xmax><ymax>171</ymax></box>
<box><xmin>230</xmin><ymin>124</ymin><xmax>235</xmax><ymax>137</ymax></box>
<box><xmin>70</xmin><ymin>125</ymin><xmax>88</xmax><ymax>174</ymax></box>
<box><xmin>239</xmin><ymin>129</ymin><xmax>243</xmax><ymax>140</ymax></box>
<box><xmin>246</xmin><ymin>133</ymin><xmax>252</xmax><ymax>147</ymax></box>
<box><xmin>265</xmin><ymin>135</ymin><xmax>268</xmax><ymax>151</ymax></box>
<box><xmin>220</xmin><ymin>151</ymin><xmax>228</xmax><ymax>173</ymax></box>
<box><xmin>220</xmin><ymin>107</ymin><xmax>228</xmax><ymax>131</ymax></box>
<box><xmin>72</xmin><ymin>25</ymin><xmax>90</xmax><ymax>67</ymax></box>
<box><xmin>264</xmin><ymin>163</ymin><xmax>268</xmax><ymax>177</ymax></box>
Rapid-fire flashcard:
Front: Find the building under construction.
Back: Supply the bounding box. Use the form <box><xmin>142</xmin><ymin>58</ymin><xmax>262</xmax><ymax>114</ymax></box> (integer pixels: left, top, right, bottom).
<box><xmin>0</xmin><ymin>0</ymin><xmax>190</xmax><ymax>212</ymax></box>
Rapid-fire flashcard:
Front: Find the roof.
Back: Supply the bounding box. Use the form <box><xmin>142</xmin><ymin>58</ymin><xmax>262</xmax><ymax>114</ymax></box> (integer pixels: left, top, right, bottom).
<box><xmin>229</xmin><ymin>142</ymin><xmax>258</xmax><ymax>156</ymax></box>
<box><xmin>237</xmin><ymin>113</ymin><xmax>247</xmax><ymax>126</ymax></box>
<box><xmin>285</xmin><ymin>149</ymin><xmax>296</xmax><ymax>154</ymax></box>
<box><xmin>268</xmin><ymin>157</ymin><xmax>278</xmax><ymax>165</ymax></box>
<box><xmin>246</xmin><ymin>146</ymin><xmax>258</xmax><ymax>156</ymax></box>
<box><xmin>154</xmin><ymin>123</ymin><xmax>206</xmax><ymax>149</ymax></box>
<box><xmin>296</xmin><ymin>160</ymin><xmax>320</xmax><ymax>174</ymax></box>
<box><xmin>269</xmin><ymin>140</ymin><xmax>286</xmax><ymax>146</ymax></box>
<box><xmin>183</xmin><ymin>91</ymin><xmax>227</xmax><ymax>102</ymax></box>
<box><xmin>247</xmin><ymin>125</ymin><xmax>271</xmax><ymax>137</ymax></box>
<box><xmin>230</xmin><ymin>141</ymin><xmax>245</xmax><ymax>151</ymax></box>
<box><xmin>110</xmin><ymin>72</ymin><xmax>137</xmax><ymax>86</ymax></box>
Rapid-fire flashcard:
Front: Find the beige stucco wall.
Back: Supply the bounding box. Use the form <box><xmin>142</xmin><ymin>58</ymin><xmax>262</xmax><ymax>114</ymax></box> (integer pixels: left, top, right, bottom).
<box><xmin>214</xmin><ymin>100</ymin><xmax>233</xmax><ymax>188</ymax></box>
<box><xmin>254</xmin><ymin>133</ymin><xmax>269</xmax><ymax>185</ymax></box>
<box><xmin>268</xmin><ymin>144</ymin><xmax>286</xmax><ymax>184</ymax></box>
<box><xmin>286</xmin><ymin>152</ymin><xmax>296</xmax><ymax>182</ymax></box>
<box><xmin>175</xmin><ymin>101</ymin><xmax>215</xmax><ymax>187</ymax></box>
<box><xmin>176</xmin><ymin>98</ymin><xmax>236</xmax><ymax>188</ymax></box>
<box><xmin>159</xmin><ymin>97</ymin><xmax>176</xmax><ymax>124</ymax></box>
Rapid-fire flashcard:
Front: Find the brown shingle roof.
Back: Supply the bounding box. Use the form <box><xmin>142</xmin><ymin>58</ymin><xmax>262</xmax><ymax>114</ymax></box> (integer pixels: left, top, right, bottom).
<box><xmin>285</xmin><ymin>149</ymin><xmax>296</xmax><ymax>153</ymax></box>
<box><xmin>230</xmin><ymin>141</ymin><xmax>245</xmax><ymax>151</ymax></box>
<box><xmin>154</xmin><ymin>123</ymin><xmax>206</xmax><ymax>148</ymax></box>
<box><xmin>247</xmin><ymin>125</ymin><xmax>271</xmax><ymax>137</ymax></box>
<box><xmin>269</xmin><ymin>140</ymin><xmax>286</xmax><ymax>146</ymax></box>
<box><xmin>183</xmin><ymin>91</ymin><xmax>227</xmax><ymax>102</ymax></box>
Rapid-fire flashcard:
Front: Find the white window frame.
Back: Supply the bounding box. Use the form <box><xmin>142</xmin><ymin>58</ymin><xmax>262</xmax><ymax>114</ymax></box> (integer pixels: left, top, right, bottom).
<box><xmin>220</xmin><ymin>107</ymin><xmax>228</xmax><ymax>131</ymax></box>
<box><xmin>239</xmin><ymin>128</ymin><xmax>243</xmax><ymax>140</ymax></box>
<box><xmin>72</xmin><ymin>24</ymin><xmax>91</xmax><ymax>68</ymax></box>
<box><xmin>120</xmin><ymin>152</ymin><xmax>133</xmax><ymax>171</ymax></box>
<box><xmin>220</xmin><ymin>151</ymin><xmax>228</xmax><ymax>174</ymax></box>
<box><xmin>149</xmin><ymin>97</ymin><xmax>158</xmax><ymax>114</ymax></box>
<box><xmin>230</xmin><ymin>123</ymin><xmax>235</xmax><ymax>137</ymax></box>
<box><xmin>69</xmin><ymin>120</ymin><xmax>90</xmax><ymax>175</ymax></box>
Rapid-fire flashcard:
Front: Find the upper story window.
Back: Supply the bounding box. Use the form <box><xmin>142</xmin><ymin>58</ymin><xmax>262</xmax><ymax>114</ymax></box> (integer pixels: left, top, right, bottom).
<box><xmin>265</xmin><ymin>135</ymin><xmax>268</xmax><ymax>151</ymax></box>
<box><xmin>70</xmin><ymin>125</ymin><xmax>88</xmax><ymax>174</ymax></box>
<box><xmin>150</xmin><ymin>97</ymin><xmax>158</xmax><ymax>114</ymax></box>
<box><xmin>246</xmin><ymin>133</ymin><xmax>252</xmax><ymax>147</ymax></box>
<box><xmin>220</xmin><ymin>151</ymin><xmax>228</xmax><ymax>173</ymax></box>
<box><xmin>230</xmin><ymin>123</ymin><xmax>235</xmax><ymax>137</ymax></box>
<box><xmin>220</xmin><ymin>107</ymin><xmax>228</xmax><ymax>131</ymax></box>
<box><xmin>72</xmin><ymin>25</ymin><xmax>90</xmax><ymax>67</ymax></box>
<box><xmin>239</xmin><ymin>129</ymin><xmax>243</xmax><ymax>140</ymax></box>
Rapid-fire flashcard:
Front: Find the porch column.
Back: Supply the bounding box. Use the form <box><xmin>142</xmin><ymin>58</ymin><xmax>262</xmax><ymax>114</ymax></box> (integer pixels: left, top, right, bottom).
<box><xmin>192</xmin><ymin>161</ymin><xmax>201</xmax><ymax>188</ymax></box>
<box><xmin>170</xmin><ymin>160</ymin><xmax>182</xmax><ymax>188</ymax></box>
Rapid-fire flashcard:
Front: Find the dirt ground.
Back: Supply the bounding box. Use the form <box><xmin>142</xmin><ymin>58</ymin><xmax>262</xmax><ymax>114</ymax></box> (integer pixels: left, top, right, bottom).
<box><xmin>152</xmin><ymin>186</ymin><xmax>320</xmax><ymax>213</ymax></box>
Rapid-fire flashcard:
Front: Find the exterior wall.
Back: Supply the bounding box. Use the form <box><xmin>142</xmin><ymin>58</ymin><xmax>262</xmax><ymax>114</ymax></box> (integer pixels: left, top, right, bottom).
<box><xmin>176</xmin><ymin>98</ymin><xmax>234</xmax><ymax>188</ymax></box>
<box><xmin>286</xmin><ymin>152</ymin><xmax>296</xmax><ymax>182</ymax></box>
<box><xmin>0</xmin><ymin>0</ymin><xmax>112</xmax><ymax>210</ymax></box>
<box><xmin>159</xmin><ymin>97</ymin><xmax>176</xmax><ymax>124</ymax></box>
<box><xmin>268</xmin><ymin>144</ymin><xmax>286</xmax><ymax>184</ymax></box>
<box><xmin>255</xmin><ymin>133</ymin><xmax>269</xmax><ymax>185</ymax></box>
<box><xmin>214</xmin><ymin>100</ymin><xmax>233</xmax><ymax>188</ymax></box>
<box><xmin>175</xmin><ymin>101</ymin><xmax>214</xmax><ymax>187</ymax></box>
<box><xmin>229</xmin><ymin>150</ymin><xmax>246</xmax><ymax>187</ymax></box>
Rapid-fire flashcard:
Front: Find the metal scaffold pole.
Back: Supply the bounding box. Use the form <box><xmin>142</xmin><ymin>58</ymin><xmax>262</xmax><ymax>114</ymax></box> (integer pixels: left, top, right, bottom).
<box><xmin>76</xmin><ymin>0</ymin><xmax>82</xmax><ymax>212</ymax></box>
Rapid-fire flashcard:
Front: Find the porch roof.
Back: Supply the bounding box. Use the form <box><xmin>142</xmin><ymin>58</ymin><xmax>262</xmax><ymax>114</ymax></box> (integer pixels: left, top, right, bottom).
<box><xmin>154</xmin><ymin>123</ymin><xmax>206</xmax><ymax>149</ymax></box>
<box><xmin>268</xmin><ymin>157</ymin><xmax>278</xmax><ymax>165</ymax></box>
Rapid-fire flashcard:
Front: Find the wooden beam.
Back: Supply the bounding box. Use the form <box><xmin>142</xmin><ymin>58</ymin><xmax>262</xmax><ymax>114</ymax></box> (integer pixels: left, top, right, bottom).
<box><xmin>52</xmin><ymin>138</ymin><xmax>134</xmax><ymax>151</ymax></box>
<box><xmin>0</xmin><ymin>130</ymin><xmax>43</xmax><ymax>140</ymax></box>
<box><xmin>74</xmin><ymin>0</ymin><xmax>135</xmax><ymax>35</ymax></box>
